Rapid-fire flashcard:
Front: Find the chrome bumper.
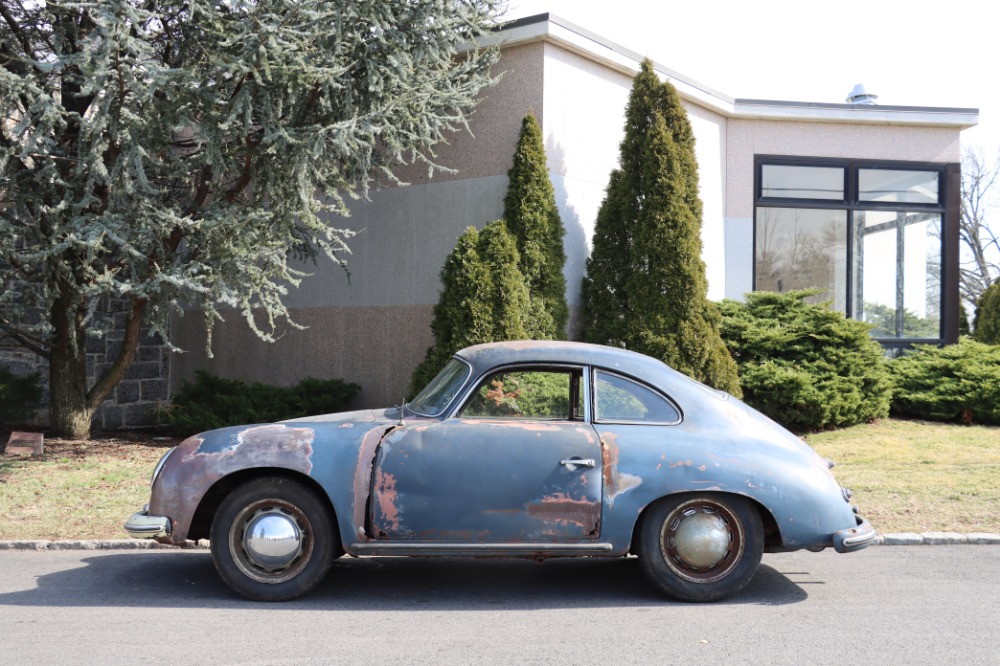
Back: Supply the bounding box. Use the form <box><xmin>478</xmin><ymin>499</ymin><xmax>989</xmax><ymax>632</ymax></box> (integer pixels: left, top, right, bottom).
<box><xmin>832</xmin><ymin>514</ymin><xmax>878</xmax><ymax>553</ymax></box>
<box><xmin>124</xmin><ymin>506</ymin><xmax>172</xmax><ymax>539</ymax></box>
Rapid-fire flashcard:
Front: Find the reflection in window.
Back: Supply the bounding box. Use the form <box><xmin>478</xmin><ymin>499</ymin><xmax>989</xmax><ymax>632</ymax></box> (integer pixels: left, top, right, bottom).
<box><xmin>461</xmin><ymin>369</ymin><xmax>578</xmax><ymax>420</ymax></box>
<box><xmin>755</xmin><ymin>158</ymin><xmax>949</xmax><ymax>344</ymax></box>
<box><xmin>408</xmin><ymin>359</ymin><xmax>470</xmax><ymax>416</ymax></box>
<box><xmin>594</xmin><ymin>372</ymin><xmax>679</xmax><ymax>423</ymax></box>
<box><xmin>761</xmin><ymin>165</ymin><xmax>844</xmax><ymax>200</ymax></box>
<box><xmin>853</xmin><ymin>211</ymin><xmax>941</xmax><ymax>338</ymax></box>
<box><xmin>755</xmin><ymin>207</ymin><xmax>848</xmax><ymax>311</ymax></box>
<box><xmin>859</xmin><ymin>169</ymin><xmax>938</xmax><ymax>204</ymax></box>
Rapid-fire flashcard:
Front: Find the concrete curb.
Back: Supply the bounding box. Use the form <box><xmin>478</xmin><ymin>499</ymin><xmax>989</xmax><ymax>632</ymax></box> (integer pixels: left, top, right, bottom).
<box><xmin>1</xmin><ymin>534</ymin><xmax>1000</xmax><ymax>550</ymax></box>
<box><xmin>0</xmin><ymin>539</ymin><xmax>210</xmax><ymax>551</ymax></box>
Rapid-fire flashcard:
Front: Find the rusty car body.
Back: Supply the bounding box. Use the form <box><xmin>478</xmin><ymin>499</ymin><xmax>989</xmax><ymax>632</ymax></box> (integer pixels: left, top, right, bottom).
<box><xmin>125</xmin><ymin>340</ymin><xmax>876</xmax><ymax>601</ymax></box>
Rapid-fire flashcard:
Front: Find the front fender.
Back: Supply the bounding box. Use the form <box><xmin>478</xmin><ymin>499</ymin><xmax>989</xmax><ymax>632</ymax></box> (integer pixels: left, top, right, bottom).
<box><xmin>148</xmin><ymin>424</ymin><xmax>317</xmax><ymax>544</ymax></box>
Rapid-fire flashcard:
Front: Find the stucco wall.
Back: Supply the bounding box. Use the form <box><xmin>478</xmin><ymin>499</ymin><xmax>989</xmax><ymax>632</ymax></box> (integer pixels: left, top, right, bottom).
<box><xmin>540</xmin><ymin>42</ymin><xmax>631</xmax><ymax>320</ymax></box>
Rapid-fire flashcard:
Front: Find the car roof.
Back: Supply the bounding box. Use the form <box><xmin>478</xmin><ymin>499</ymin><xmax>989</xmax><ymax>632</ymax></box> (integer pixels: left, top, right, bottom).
<box><xmin>455</xmin><ymin>340</ymin><xmax>672</xmax><ymax>385</ymax></box>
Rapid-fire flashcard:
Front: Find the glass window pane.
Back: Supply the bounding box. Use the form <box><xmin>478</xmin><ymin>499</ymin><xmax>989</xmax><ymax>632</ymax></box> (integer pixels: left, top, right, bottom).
<box><xmin>408</xmin><ymin>359</ymin><xmax>470</xmax><ymax>416</ymax></box>
<box><xmin>461</xmin><ymin>370</ymin><xmax>571</xmax><ymax>419</ymax></box>
<box><xmin>852</xmin><ymin>211</ymin><xmax>942</xmax><ymax>339</ymax></box>
<box><xmin>859</xmin><ymin>169</ymin><xmax>939</xmax><ymax>204</ymax></box>
<box><xmin>761</xmin><ymin>165</ymin><xmax>844</xmax><ymax>200</ymax></box>
<box><xmin>594</xmin><ymin>372</ymin><xmax>679</xmax><ymax>424</ymax></box>
<box><xmin>754</xmin><ymin>207</ymin><xmax>848</xmax><ymax>311</ymax></box>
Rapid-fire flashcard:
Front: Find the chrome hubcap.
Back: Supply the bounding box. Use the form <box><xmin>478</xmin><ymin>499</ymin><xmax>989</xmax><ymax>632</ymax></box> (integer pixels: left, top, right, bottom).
<box><xmin>230</xmin><ymin>499</ymin><xmax>312</xmax><ymax>584</ymax></box>
<box><xmin>243</xmin><ymin>509</ymin><xmax>303</xmax><ymax>571</ymax></box>
<box><xmin>660</xmin><ymin>499</ymin><xmax>745</xmax><ymax>584</ymax></box>
<box><xmin>673</xmin><ymin>511</ymin><xmax>731</xmax><ymax>569</ymax></box>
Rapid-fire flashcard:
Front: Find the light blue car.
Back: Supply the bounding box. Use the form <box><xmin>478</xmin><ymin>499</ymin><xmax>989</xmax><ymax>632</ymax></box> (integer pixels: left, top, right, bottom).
<box><xmin>126</xmin><ymin>340</ymin><xmax>876</xmax><ymax>602</ymax></box>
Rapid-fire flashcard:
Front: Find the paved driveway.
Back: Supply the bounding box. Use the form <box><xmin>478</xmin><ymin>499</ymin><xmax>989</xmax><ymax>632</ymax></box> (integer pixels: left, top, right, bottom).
<box><xmin>0</xmin><ymin>546</ymin><xmax>997</xmax><ymax>665</ymax></box>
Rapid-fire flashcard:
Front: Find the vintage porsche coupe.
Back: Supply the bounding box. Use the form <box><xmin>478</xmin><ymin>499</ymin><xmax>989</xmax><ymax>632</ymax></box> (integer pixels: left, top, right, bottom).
<box><xmin>125</xmin><ymin>340</ymin><xmax>876</xmax><ymax>602</ymax></box>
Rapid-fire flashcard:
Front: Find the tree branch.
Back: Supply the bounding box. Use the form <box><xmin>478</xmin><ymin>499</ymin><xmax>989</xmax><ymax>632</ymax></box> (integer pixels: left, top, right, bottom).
<box><xmin>0</xmin><ymin>4</ymin><xmax>34</xmax><ymax>57</ymax></box>
<box><xmin>86</xmin><ymin>297</ymin><xmax>147</xmax><ymax>410</ymax></box>
<box><xmin>0</xmin><ymin>318</ymin><xmax>50</xmax><ymax>358</ymax></box>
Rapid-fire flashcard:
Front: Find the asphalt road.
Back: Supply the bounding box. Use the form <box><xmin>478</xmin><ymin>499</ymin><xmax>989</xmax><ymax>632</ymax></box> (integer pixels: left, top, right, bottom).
<box><xmin>0</xmin><ymin>546</ymin><xmax>997</xmax><ymax>665</ymax></box>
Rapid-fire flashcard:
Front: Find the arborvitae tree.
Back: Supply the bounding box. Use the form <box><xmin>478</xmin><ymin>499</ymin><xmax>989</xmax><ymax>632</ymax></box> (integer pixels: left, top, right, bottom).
<box><xmin>0</xmin><ymin>1</ymin><xmax>501</xmax><ymax>439</ymax></box>
<box><xmin>581</xmin><ymin>170</ymin><xmax>630</xmax><ymax>346</ymax></box>
<box><xmin>409</xmin><ymin>221</ymin><xmax>530</xmax><ymax>395</ymax></box>
<box><xmin>503</xmin><ymin>112</ymin><xmax>568</xmax><ymax>338</ymax></box>
<box><xmin>973</xmin><ymin>278</ymin><xmax>1000</xmax><ymax>344</ymax></box>
<box><xmin>581</xmin><ymin>60</ymin><xmax>740</xmax><ymax>396</ymax></box>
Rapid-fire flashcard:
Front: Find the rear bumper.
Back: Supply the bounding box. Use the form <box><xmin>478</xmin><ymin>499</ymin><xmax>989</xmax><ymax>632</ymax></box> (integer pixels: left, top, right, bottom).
<box><xmin>124</xmin><ymin>506</ymin><xmax>172</xmax><ymax>539</ymax></box>
<box><xmin>833</xmin><ymin>514</ymin><xmax>878</xmax><ymax>553</ymax></box>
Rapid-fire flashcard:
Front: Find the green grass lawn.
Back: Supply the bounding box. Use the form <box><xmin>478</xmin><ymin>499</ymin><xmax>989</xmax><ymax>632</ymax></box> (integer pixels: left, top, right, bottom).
<box><xmin>807</xmin><ymin>420</ymin><xmax>1000</xmax><ymax>534</ymax></box>
<box><xmin>1</xmin><ymin>419</ymin><xmax>998</xmax><ymax>540</ymax></box>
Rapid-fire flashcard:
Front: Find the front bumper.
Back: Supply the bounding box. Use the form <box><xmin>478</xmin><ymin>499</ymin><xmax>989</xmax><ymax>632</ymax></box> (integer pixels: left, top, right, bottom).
<box><xmin>124</xmin><ymin>506</ymin><xmax>172</xmax><ymax>539</ymax></box>
<box><xmin>832</xmin><ymin>514</ymin><xmax>878</xmax><ymax>553</ymax></box>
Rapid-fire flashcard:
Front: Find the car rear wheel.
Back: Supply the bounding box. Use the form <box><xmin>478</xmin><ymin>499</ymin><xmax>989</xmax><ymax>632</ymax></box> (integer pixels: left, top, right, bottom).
<box><xmin>210</xmin><ymin>477</ymin><xmax>337</xmax><ymax>601</ymax></box>
<box><xmin>639</xmin><ymin>493</ymin><xmax>763</xmax><ymax>602</ymax></box>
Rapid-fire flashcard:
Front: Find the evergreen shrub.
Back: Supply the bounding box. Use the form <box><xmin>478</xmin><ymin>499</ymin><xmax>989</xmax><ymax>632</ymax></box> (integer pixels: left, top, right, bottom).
<box><xmin>0</xmin><ymin>366</ymin><xmax>43</xmax><ymax>426</ymax></box>
<box><xmin>503</xmin><ymin>112</ymin><xmax>569</xmax><ymax>338</ymax></box>
<box><xmin>889</xmin><ymin>338</ymin><xmax>1000</xmax><ymax>425</ymax></box>
<box><xmin>973</xmin><ymin>278</ymin><xmax>1000</xmax><ymax>344</ymax></box>
<box><xmin>168</xmin><ymin>371</ymin><xmax>359</xmax><ymax>435</ymax></box>
<box><xmin>408</xmin><ymin>221</ymin><xmax>532</xmax><ymax>396</ymax></box>
<box><xmin>719</xmin><ymin>291</ymin><xmax>892</xmax><ymax>430</ymax></box>
<box><xmin>581</xmin><ymin>59</ymin><xmax>740</xmax><ymax>396</ymax></box>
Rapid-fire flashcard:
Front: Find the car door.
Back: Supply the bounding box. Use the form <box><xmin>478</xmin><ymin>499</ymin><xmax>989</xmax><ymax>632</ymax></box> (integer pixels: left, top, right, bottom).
<box><xmin>370</xmin><ymin>366</ymin><xmax>604</xmax><ymax>542</ymax></box>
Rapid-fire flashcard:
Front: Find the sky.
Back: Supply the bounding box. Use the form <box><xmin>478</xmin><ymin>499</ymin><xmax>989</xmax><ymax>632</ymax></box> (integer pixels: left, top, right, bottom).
<box><xmin>505</xmin><ymin>0</ymin><xmax>998</xmax><ymax>156</ymax></box>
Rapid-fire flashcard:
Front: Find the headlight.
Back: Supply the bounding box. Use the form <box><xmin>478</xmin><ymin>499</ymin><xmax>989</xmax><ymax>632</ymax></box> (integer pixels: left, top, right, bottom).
<box><xmin>151</xmin><ymin>447</ymin><xmax>176</xmax><ymax>486</ymax></box>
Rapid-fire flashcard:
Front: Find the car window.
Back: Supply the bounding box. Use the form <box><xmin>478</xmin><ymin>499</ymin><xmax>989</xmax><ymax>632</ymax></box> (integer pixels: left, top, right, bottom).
<box><xmin>408</xmin><ymin>359</ymin><xmax>471</xmax><ymax>416</ymax></box>
<box><xmin>594</xmin><ymin>371</ymin><xmax>680</xmax><ymax>424</ymax></box>
<box><xmin>461</xmin><ymin>369</ymin><xmax>581</xmax><ymax>420</ymax></box>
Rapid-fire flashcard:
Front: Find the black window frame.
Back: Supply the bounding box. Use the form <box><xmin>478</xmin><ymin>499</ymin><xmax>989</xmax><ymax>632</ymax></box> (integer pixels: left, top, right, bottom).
<box><xmin>753</xmin><ymin>155</ymin><xmax>961</xmax><ymax>348</ymax></box>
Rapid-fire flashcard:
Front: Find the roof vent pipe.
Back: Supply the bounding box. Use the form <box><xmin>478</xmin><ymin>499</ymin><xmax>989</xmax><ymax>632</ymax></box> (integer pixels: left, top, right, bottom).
<box><xmin>846</xmin><ymin>84</ymin><xmax>878</xmax><ymax>105</ymax></box>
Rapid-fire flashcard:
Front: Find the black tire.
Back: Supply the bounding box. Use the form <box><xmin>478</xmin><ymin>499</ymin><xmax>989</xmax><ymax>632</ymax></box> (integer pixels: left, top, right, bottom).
<box><xmin>638</xmin><ymin>493</ymin><xmax>763</xmax><ymax>602</ymax></box>
<box><xmin>210</xmin><ymin>477</ymin><xmax>337</xmax><ymax>601</ymax></box>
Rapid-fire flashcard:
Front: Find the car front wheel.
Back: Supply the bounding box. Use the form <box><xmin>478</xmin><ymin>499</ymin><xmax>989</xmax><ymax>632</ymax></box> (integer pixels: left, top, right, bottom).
<box><xmin>639</xmin><ymin>493</ymin><xmax>763</xmax><ymax>602</ymax></box>
<box><xmin>210</xmin><ymin>477</ymin><xmax>337</xmax><ymax>601</ymax></box>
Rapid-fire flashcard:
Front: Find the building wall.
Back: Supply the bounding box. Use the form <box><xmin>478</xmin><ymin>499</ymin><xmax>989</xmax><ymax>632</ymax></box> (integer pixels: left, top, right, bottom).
<box><xmin>723</xmin><ymin>120</ymin><xmax>963</xmax><ymax>299</ymax></box>
<box><xmin>169</xmin><ymin>38</ymin><xmax>968</xmax><ymax>413</ymax></box>
<box><xmin>540</xmin><ymin>42</ymin><xmax>631</xmax><ymax>331</ymax></box>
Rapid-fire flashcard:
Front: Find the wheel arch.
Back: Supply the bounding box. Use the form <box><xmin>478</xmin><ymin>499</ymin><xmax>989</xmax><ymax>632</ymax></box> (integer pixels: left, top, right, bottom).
<box><xmin>628</xmin><ymin>490</ymin><xmax>782</xmax><ymax>555</ymax></box>
<box><xmin>188</xmin><ymin>467</ymin><xmax>339</xmax><ymax>550</ymax></box>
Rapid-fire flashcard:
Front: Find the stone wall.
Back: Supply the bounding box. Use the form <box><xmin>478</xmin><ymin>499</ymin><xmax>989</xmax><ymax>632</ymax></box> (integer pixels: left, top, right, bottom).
<box><xmin>0</xmin><ymin>297</ymin><xmax>170</xmax><ymax>431</ymax></box>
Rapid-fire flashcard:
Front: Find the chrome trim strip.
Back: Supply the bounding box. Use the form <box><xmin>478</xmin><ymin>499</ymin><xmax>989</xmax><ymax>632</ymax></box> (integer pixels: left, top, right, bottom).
<box><xmin>349</xmin><ymin>542</ymin><xmax>613</xmax><ymax>553</ymax></box>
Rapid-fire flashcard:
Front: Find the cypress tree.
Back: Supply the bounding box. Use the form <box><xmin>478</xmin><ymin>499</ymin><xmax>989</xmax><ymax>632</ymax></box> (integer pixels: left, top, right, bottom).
<box><xmin>409</xmin><ymin>221</ymin><xmax>530</xmax><ymax>395</ymax></box>
<box><xmin>503</xmin><ymin>113</ymin><xmax>568</xmax><ymax>338</ymax></box>
<box><xmin>581</xmin><ymin>170</ymin><xmax>631</xmax><ymax>346</ymax></box>
<box><xmin>581</xmin><ymin>60</ymin><xmax>741</xmax><ymax>396</ymax></box>
<box><xmin>973</xmin><ymin>278</ymin><xmax>1000</xmax><ymax>344</ymax></box>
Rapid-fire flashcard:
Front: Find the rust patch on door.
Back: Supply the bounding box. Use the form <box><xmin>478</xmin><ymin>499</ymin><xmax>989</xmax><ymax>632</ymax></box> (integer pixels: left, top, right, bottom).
<box><xmin>600</xmin><ymin>433</ymin><xmax>641</xmax><ymax>507</ymax></box>
<box><xmin>526</xmin><ymin>492</ymin><xmax>600</xmax><ymax>531</ymax></box>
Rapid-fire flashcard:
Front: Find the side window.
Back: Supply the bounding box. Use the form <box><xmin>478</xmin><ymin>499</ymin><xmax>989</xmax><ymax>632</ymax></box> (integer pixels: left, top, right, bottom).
<box><xmin>594</xmin><ymin>371</ymin><xmax>680</xmax><ymax>424</ymax></box>
<box><xmin>461</xmin><ymin>369</ymin><xmax>581</xmax><ymax>420</ymax></box>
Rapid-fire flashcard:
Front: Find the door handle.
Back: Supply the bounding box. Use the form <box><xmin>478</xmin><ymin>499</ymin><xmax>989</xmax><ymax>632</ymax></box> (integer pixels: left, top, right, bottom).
<box><xmin>560</xmin><ymin>458</ymin><xmax>596</xmax><ymax>469</ymax></box>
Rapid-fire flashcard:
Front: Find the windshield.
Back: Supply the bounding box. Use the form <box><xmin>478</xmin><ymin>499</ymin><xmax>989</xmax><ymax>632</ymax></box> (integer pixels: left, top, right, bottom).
<box><xmin>407</xmin><ymin>358</ymin><xmax>471</xmax><ymax>416</ymax></box>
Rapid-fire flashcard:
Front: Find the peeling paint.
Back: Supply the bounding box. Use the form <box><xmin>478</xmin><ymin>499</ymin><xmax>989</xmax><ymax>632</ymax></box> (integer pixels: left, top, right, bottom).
<box><xmin>152</xmin><ymin>425</ymin><xmax>314</xmax><ymax>544</ymax></box>
<box><xmin>352</xmin><ymin>424</ymin><xmax>396</xmax><ymax>539</ymax></box>
<box><xmin>526</xmin><ymin>492</ymin><xmax>600</xmax><ymax>530</ymax></box>
<box><xmin>374</xmin><ymin>469</ymin><xmax>402</xmax><ymax>533</ymax></box>
<box><xmin>600</xmin><ymin>434</ymin><xmax>642</xmax><ymax>508</ymax></box>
